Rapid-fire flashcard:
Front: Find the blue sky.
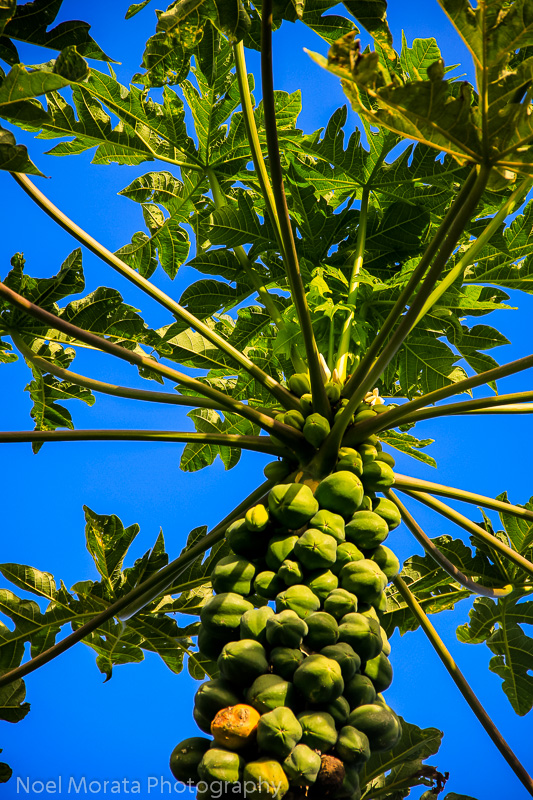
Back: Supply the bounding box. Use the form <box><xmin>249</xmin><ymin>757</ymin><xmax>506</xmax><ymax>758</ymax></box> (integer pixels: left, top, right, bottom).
<box><xmin>1</xmin><ymin>1</ymin><xmax>533</xmax><ymax>798</ymax></box>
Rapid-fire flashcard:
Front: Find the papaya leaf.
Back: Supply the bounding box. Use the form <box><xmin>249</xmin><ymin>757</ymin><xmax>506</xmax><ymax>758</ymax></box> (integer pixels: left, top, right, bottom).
<box><xmin>125</xmin><ymin>0</ymin><xmax>153</xmax><ymax>20</ymax></box>
<box><xmin>181</xmin><ymin>408</ymin><xmax>259</xmax><ymax>472</ymax></box>
<box><xmin>0</xmin><ymin>123</ymin><xmax>43</xmax><ymax>175</ymax></box>
<box><xmin>360</xmin><ymin>718</ymin><xmax>443</xmax><ymax>798</ymax></box>
<box><xmin>342</xmin><ymin>0</ymin><xmax>395</xmax><ymax>61</ymax></box>
<box><xmin>378</xmin><ymin>430</ymin><xmax>437</xmax><ymax>468</ymax></box>
<box><xmin>0</xmin><ymin>749</ymin><xmax>12</xmax><ymax>783</ymax></box>
<box><xmin>0</xmin><ymin>680</ymin><xmax>30</xmax><ymax>723</ymax></box>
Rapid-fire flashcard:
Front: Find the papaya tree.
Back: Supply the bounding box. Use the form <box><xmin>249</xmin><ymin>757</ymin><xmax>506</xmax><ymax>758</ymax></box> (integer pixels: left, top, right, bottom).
<box><xmin>1</xmin><ymin>0</ymin><xmax>533</xmax><ymax>797</ymax></box>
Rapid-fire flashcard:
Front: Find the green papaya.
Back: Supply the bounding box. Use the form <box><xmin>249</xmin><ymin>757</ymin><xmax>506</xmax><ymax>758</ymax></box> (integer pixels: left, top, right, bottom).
<box><xmin>335</xmin><ymin>726</ymin><xmax>371</xmax><ymax>767</ymax></box>
<box><xmin>304</xmin><ymin>612</ymin><xmax>339</xmax><ymax>650</ymax></box>
<box><xmin>303</xmin><ymin>413</ymin><xmax>331</xmax><ymax>448</ymax></box>
<box><xmin>193</xmin><ymin>705</ymin><xmax>212</xmax><ymax>735</ymax></box>
<box><xmin>361</xmin><ymin>461</ymin><xmax>395</xmax><ymax>492</ymax></box>
<box><xmin>364</xmin><ymin>652</ymin><xmax>393</xmax><ymax>693</ymax></box>
<box><xmin>358</xmin><ymin>604</ymin><xmax>380</xmax><ymax>624</ymax></box>
<box><xmin>276</xmin><ymin>584</ymin><xmax>321</xmax><ymax>619</ymax></box>
<box><xmin>335</xmin><ymin>449</ymin><xmax>363</xmax><ymax>478</ymax></box>
<box><xmin>374</xmin><ymin>451</ymin><xmax>396</xmax><ymax>468</ymax></box>
<box><xmin>283</xmin><ymin>409</ymin><xmax>306</xmax><ymax>430</ymax></box>
<box><xmin>197</xmin><ymin>626</ymin><xmax>233</xmax><ymax>660</ymax></box>
<box><xmin>343</xmin><ymin>673</ymin><xmax>376</xmax><ymax>709</ymax></box>
<box><xmin>293</xmin><ymin>654</ymin><xmax>344</xmax><ymax>703</ymax></box>
<box><xmin>268</xmin><ymin>483</ymin><xmax>319</xmax><ymax>529</ymax></box>
<box><xmin>339</xmin><ymin>559</ymin><xmax>388</xmax><ymax>604</ymax></box>
<box><xmin>246</xmin><ymin>674</ymin><xmax>295</xmax><ymax>714</ymax></box>
<box><xmin>339</xmin><ymin>764</ymin><xmax>361</xmax><ymax>799</ymax></box>
<box><xmin>198</xmin><ymin>748</ymin><xmax>244</xmax><ymax>785</ymax></box>
<box><xmin>371</xmin><ymin>497</ymin><xmax>401</xmax><ymax>530</ymax></box>
<box><xmin>370</xmin><ymin>544</ymin><xmax>400</xmax><ymax>580</ymax></box>
<box><xmin>380</xmin><ymin>627</ymin><xmax>391</xmax><ymax>656</ymax></box>
<box><xmin>257</xmin><ymin>707</ymin><xmax>303</xmax><ymax>759</ymax></box>
<box><xmin>345</xmin><ymin>511</ymin><xmax>389</xmax><ymax>550</ymax></box>
<box><xmin>246</xmin><ymin>504</ymin><xmax>270</xmax><ymax>532</ymax></box>
<box><xmin>201</xmin><ymin>593</ymin><xmax>254</xmax><ymax>635</ymax></box>
<box><xmin>332</xmin><ymin>542</ymin><xmax>365</xmax><ymax>575</ymax></box>
<box><xmin>357</xmin><ymin>443</ymin><xmax>378</xmax><ymax>462</ymax></box>
<box><xmin>325</xmin><ymin>380</ymin><xmax>342</xmax><ymax>403</ymax></box>
<box><xmin>294</xmin><ymin>529</ymin><xmax>337</xmax><ymax>570</ymax></box>
<box><xmin>283</xmin><ymin>744</ymin><xmax>322</xmax><ymax>786</ymax></box>
<box><xmin>255</xmin><ymin>571</ymin><xmax>286</xmax><ymax>600</ymax></box>
<box><xmin>240</xmin><ymin>606</ymin><xmax>276</xmax><ymax>645</ymax></box>
<box><xmin>243</xmin><ymin>758</ymin><xmax>289</xmax><ymax>800</ymax></box>
<box><xmin>305</xmin><ymin>569</ymin><xmax>339</xmax><ymax>602</ymax></box>
<box><xmin>359</xmin><ymin>494</ymin><xmax>374</xmax><ymax>512</ymax></box>
<box><xmin>218</xmin><ymin>639</ymin><xmax>269</xmax><ymax>685</ymax></box>
<box><xmin>266</xmin><ymin>534</ymin><xmax>299</xmax><ymax>571</ymax></box>
<box><xmin>227</xmin><ymin>518</ymin><xmax>268</xmax><ymax>560</ymax></box>
<box><xmin>337</xmin><ymin>613</ymin><xmax>383</xmax><ymax>661</ymax></box>
<box><xmin>323</xmin><ymin>588</ymin><xmax>358</xmax><ymax>620</ymax></box>
<box><xmin>322</xmin><ymin>694</ymin><xmax>350</xmax><ymax>726</ymax></box>
<box><xmin>264</xmin><ymin>460</ymin><xmax>292</xmax><ymax>481</ymax></box>
<box><xmin>266</xmin><ymin>609</ymin><xmax>308</xmax><ymax>648</ymax></box>
<box><xmin>353</xmin><ymin>407</ymin><xmax>377</xmax><ymax>423</ymax></box>
<box><xmin>278</xmin><ymin>559</ymin><xmax>305</xmax><ymax>586</ymax></box>
<box><xmin>300</xmin><ymin>393</ymin><xmax>314</xmax><ymax>416</ymax></box>
<box><xmin>320</xmin><ymin>642</ymin><xmax>361</xmax><ymax>682</ymax></box>
<box><xmin>288</xmin><ymin>373</ymin><xmax>311</xmax><ymax>397</ymax></box>
<box><xmin>347</xmin><ymin>704</ymin><xmax>402</xmax><ymax>751</ymax></box>
<box><xmin>297</xmin><ymin>711</ymin><xmax>338</xmax><ymax>752</ymax></box>
<box><xmin>269</xmin><ymin>647</ymin><xmax>305</xmax><ymax>680</ymax></box>
<box><xmin>309</xmin><ymin>509</ymin><xmax>346</xmax><ymax>543</ymax></box>
<box><xmin>315</xmin><ymin>472</ymin><xmax>364</xmax><ymax>519</ymax></box>
<box><xmin>211</xmin><ymin>555</ymin><xmax>256</xmax><ymax>596</ymax></box>
<box><xmin>194</xmin><ymin>678</ymin><xmax>241</xmax><ymax>722</ymax></box>
<box><xmin>169</xmin><ymin>737</ymin><xmax>211</xmax><ymax>783</ymax></box>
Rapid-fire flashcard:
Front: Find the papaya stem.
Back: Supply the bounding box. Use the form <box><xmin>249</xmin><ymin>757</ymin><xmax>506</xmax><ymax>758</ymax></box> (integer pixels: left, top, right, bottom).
<box><xmin>260</xmin><ymin>1</ymin><xmax>331</xmax><ymax>419</ymax></box>
<box><xmin>0</xmin><ymin>429</ymin><xmax>287</xmax><ymax>455</ymax></box>
<box><xmin>11</xmin><ymin>172</ymin><xmax>298</xmax><ymax>412</ymax></box>
<box><xmin>392</xmin><ymin>474</ymin><xmax>533</xmax><ymax>521</ymax></box>
<box><xmin>392</xmin><ymin>575</ymin><xmax>533</xmax><ymax>798</ymax></box>
<box><xmin>0</xmin><ymin>279</ymin><xmax>307</xmax><ymax>452</ymax></box>
<box><xmin>335</xmin><ymin>187</ymin><xmax>370</xmax><ymax>383</ymax></box>
<box><xmin>401</xmin><ymin>489</ymin><xmax>533</xmax><ymax>580</ymax></box>
<box><xmin>379</xmin><ymin>391</ymin><xmax>533</xmax><ymax>428</ymax></box>
<box><xmin>342</xmin><ymin>167</ymin><xmax>478</xmax><ymax>400</ymax></box>
<box><xmin>0</xmin><ymin>479</ymin><xmax>276</xmax><ymax>688</ymax></box>
<box><xmin>386</xmin><ymin>490</ymin><xmax>513</xmax><ymax>597</ymax></box>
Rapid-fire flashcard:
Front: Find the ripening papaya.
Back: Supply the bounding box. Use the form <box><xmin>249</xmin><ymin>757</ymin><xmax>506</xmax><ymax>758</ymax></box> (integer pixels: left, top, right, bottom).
<box><xmin>303</xmin><ymin>413</ymin><xmax>331</xmax><ymax>448</ymax></box>
<box><xmin>194</xmin><ymin>679</ymin><xmax>241</xmax><ymax>723</ymax></box>
<box><xmin>211</xmin><ymin>704</ymin><xmax>261</xmax><ymax>750</ymax></box>
<box><xmin>240</xmin><ymin>606</ymin><xmax>276</xmax><ymax>645</ymax></box>
<box><xmin>297</xmin><ymin>711</ymin><xmax>338</xmax><ymax>752</ymax></box>
<box><xmin>288</xmin><ymin>373</ymin><xmax>311</xmax><ymax>397</ymax></box>
<box><xmin>315</xmin><ymin>472</ymin><xmax>364</xmax><ymax>518</ymax></box>
<box><xmin>282</xmin><ymin>744</ymin><xmax>322</xmax><ymax>786</ymax></box>
<box><xmin>361</xmin><ymin>461</ymin><xmax>395</xmax><ymax>492</ymax></box>
<box><xmin>293</xmin><ymin>654</ymin><xmax>344</xmax><ymax>704</ymax></box>
<box><xmin>294</xmin><ymin>529</ymin><xmax>337</xmax><ymax>570</ymax></box>
<box><xmin>364</xmin><ymin>652</ymin><xmax>393</xmax><ymax>693</ymax></box>
<box><xmin>245</xmin><ymin>504</ymin><xmax>270</xmax><ymax>532</ymax></box>
<box><xmin>339</xmin><ymin>559</ymin><xmax>388</xmax><ymax>605</ymax></box>
<box><xmin>246</xmin><ymin>674</ymin><xmax>296</xmax><ymax>714</ymax></box>
<box><xmin>320</xmin><ymin>642</ymin><xmax>361</xmax><ymax>682</ymax></box>
<box><xmin>218</xmin><ymin>639</ymin><xmax>269</xmax><ymax>686</ymax></box>
<box><xmin>211</xmin><ymin>555</ymin><xmax>256</xmax><ymax>596</ymax></box>
<box><xmin>242</xmin><ymin>758</ymin><xmax>289</xmax><ymax>800</ymax></box>
<box><xmin>169</xmin><ymin>737</ymin><xmax>211</xmax><ymax>784</ymax></box>
<box><xmin>268</xmin><ymin>483</ymin><xmax>319</xmax><ymax>529</ymax></box>
<box><xmin>309</xmin><ymin>509</ymin><xmax>346</xmax><ymax>543</ymax></box>
<box><xmin>335</xmin><ymin>726</ymin><xmax>371</xmax><ymax>767</ymax></box>
<box><xmin>337</xmin><ymin>613</ymin><xmax>383</xmax><ymax>661</ymax></box>
<box><xmin>371</xmin><ymin>497</ymin><xmax>401</xmax><ymax>530</ymax></box>
<box><xmin>269</xmin><ymin>647</ymin><xmax>305</xmax><ymax>681</ymax></box>
<box><xmin>304</xmin><ymin>612</ymin><xmax>339</xmax><ymax>650</ymax></box>
<box><xmin>370</xmin><ymin>544</ymin><xmax>400</xmax><ymax>580</ymax></box>
<box><xmin>345</xmin><ymin>511</ymin><xmax>389</xmax><ymax>550</ymax></box>
<box><xmin>347</xmin><ymin>703</ymin><xmax>402</xmax><ymax>751</ymax></box>
<box><xmin>305</xmin><ymin>569</ymin><xmax>339</xmax><ymax>601</ymax></box>
<box><xmin>257</xmin><ymin>707</ymin><xmax>303</xmax><ymax>759</ymax></box>
<box><xmin>255</xmin><ymin>571</ymin><xmax>286</xmax><ymax>600</ymax></box>
<box><xmin>198</xmin><ymin>748</ymin><xmax>245</xmax><ymax>785</ymax></box>
<box><xmin>201</xmin><ymin>593</ymin><xmax>254</xmax><ymax>635</ymax></box>
<box><xmin>276</xmin><ymin>585</ymin><xmax>321</xmax><ymax>619</ymax></box>
<box><xmin>266</xmin><ymin>609</ymin><xmax>308</xmax><ymax>648</ymax></box>
<box><xmin>323</xmin><ymin>588</ymin><xmax>358</xmax><ymax>620</ymax></box>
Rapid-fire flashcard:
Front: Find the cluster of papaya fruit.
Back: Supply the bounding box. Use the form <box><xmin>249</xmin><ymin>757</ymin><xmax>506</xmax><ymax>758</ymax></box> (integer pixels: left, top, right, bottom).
<box><xmin>170</xmin><ymin>384</ymin><xmax>404</xmax><ymax>800</ymax></box>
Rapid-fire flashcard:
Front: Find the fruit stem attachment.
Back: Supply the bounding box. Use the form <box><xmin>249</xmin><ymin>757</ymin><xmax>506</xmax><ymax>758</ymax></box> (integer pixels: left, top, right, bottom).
<box><xmin>260</xmin><ymin>0</ymin><xmax>331</xmax><ymax>419</ymax></box>
<box><xmin>386</xmin><ymin>490</ymin><xmax>513</xmax><ymax>597</ymax></box>
<box><xmin>335</xmin><ymin>187</ymin><xmax>370</xmax><ymax>383</ymax></box>
<box><xmin>0</xmin><ymin>479</ymin><xmax>276</xmax><ymax>688</ymax></box>
<box><xmin>392</xmin><ymin>575</ymin><xmax>533</xmax><ymax>798</ymax></box>
<box><xmin>402</xmin><ymin>490</ymin><xmax>533</xmax><ymax>580</ymax></box>
<box><xmin>11</xmin><ymin>171</ymin><xmax>298</xmax><ymax>412</ymax></box>
<box><xmin>392</xmin><ymin>474</ymin><xmax>533</xmax><ymax>521</ymax></box>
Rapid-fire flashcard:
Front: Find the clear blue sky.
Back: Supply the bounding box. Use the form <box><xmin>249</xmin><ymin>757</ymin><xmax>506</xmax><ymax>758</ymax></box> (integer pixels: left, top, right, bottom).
<box><xmin>1</xmin><ymin>2</ymin><xmax>532</xmax><ymax>798</ymax></box>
